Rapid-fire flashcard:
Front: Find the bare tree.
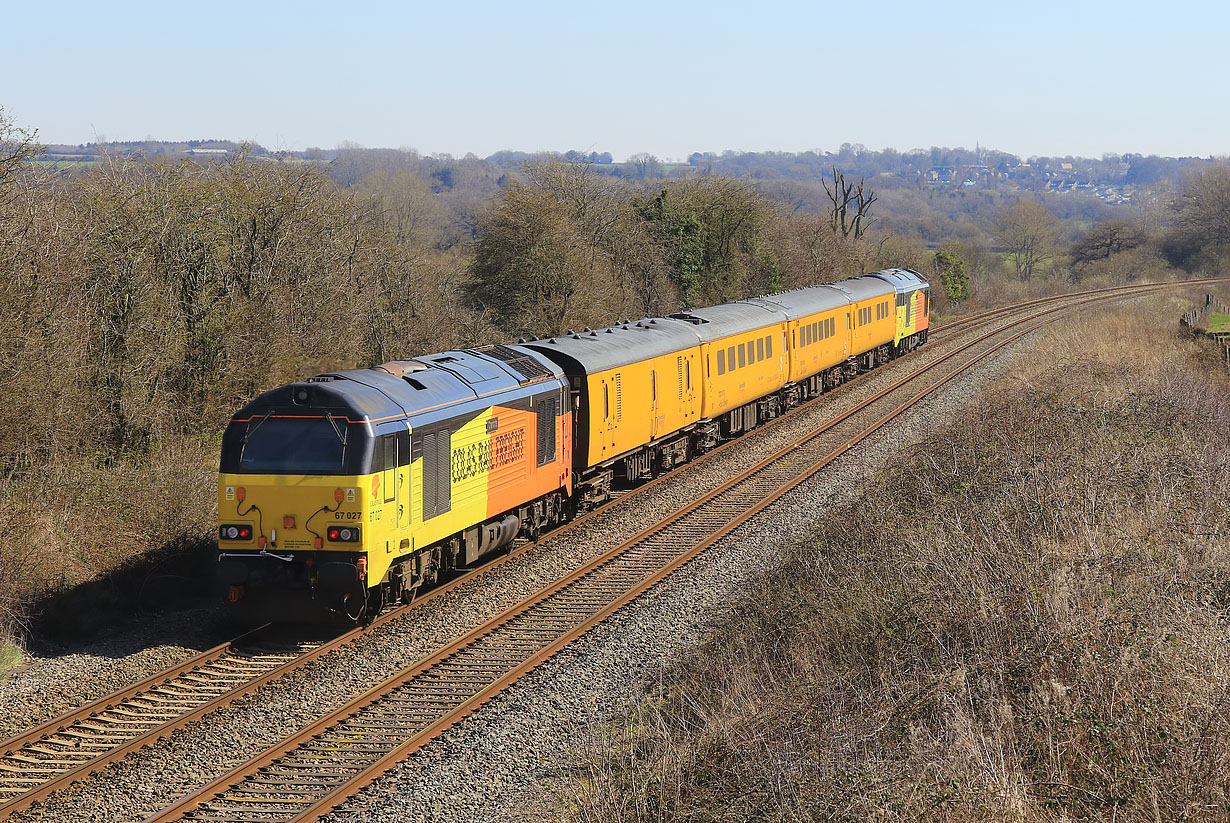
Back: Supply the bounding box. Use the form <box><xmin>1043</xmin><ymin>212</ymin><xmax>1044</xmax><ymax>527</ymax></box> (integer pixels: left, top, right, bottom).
<box><xmin>1162</xmin><ymin>163</ymin><xmax>1230</xmax><ymax>270</ymax></box>
<box><xmin>823</xmin><ymin>167</ymin><xmax>877</xmax><ymax>239</ymax></box>
<box><xmin>996</xmin><ymin>199</ymin><xmax>1061</xmax><ymax>280</ymax></box>
<box><xmin>0</xmin><ymin>107</ymin><xmax>42</xmax><ymax>211</ymax></box>
<box><xmin>626</xmin><ymin>152</ymin><xmax>661</xmax><ymax>181</ymax></box>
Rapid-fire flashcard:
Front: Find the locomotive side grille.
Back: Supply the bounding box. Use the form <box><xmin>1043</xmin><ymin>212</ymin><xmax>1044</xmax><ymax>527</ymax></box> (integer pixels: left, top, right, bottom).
<box><xmin>476</xmin><ymin>344</ymin><xmax>554</xmax><ymax>384</ymax></box>
<box><xmin>422</xmin><ymin>429</ymin><xmax>452</xmax><ymax>519</ymax></box>
<box><xmin>536</xmin><ymin>397</ymin><xmax>557</xmax><ymax>466</ymax></box>
<box><xmin>423</xmin><ymin>431</ymin><xmax>438</xmax><ymax>518</ymax></box>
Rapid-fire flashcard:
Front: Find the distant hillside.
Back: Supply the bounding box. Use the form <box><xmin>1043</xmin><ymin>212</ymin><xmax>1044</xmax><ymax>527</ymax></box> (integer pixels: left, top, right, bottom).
<box><xmin>34</xmin><ymin>140</ymin><xmax>1220</xmax><ymax>205</ymax></box>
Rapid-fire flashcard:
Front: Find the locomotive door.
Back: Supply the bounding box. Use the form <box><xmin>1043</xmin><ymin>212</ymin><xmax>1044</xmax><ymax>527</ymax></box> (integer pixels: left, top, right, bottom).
<box><xmin>397</xmin><ymin>426</ymin><xmax>409</xmax><ymax>531</ymax></box>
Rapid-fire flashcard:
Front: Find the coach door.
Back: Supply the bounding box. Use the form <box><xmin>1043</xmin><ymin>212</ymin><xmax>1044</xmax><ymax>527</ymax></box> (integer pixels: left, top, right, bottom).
<box><xmin>649</xmin><ymin>368</ymin><xmax>659</xmax><ymax>439</ymax></box>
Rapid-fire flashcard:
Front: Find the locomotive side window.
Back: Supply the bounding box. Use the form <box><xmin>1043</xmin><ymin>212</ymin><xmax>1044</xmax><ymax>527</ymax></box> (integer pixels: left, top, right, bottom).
<box><xmin>603</xmin><ymin>385</ymin><xmax>609</xmax><ymax>419</ymax></box>
<box><xmin>685</xmin><ymin>360</ymin><xmax>691</xmax><ymax>390</ymax></box>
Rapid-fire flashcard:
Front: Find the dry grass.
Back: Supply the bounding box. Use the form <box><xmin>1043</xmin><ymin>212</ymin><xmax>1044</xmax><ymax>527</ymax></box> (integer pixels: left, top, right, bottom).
<box><xmin>560</xmin><ymin>299</ymin><xmax>1230</xmax><ymax>822</ymax></box>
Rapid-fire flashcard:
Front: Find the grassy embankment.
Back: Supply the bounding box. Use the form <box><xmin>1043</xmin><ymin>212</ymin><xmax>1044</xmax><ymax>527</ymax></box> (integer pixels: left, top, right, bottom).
<box><xmin>561</xmin><ymin>294</ymin><xmax>1230</xmax><ymax>821</ymax></box>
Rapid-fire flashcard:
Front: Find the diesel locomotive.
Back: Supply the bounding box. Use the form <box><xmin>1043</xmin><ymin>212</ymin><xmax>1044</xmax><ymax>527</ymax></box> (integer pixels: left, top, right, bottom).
<box><xmin>216</xmin><ymin>269</ymin><xmax>929</xmax><ymax>621</ymax></box>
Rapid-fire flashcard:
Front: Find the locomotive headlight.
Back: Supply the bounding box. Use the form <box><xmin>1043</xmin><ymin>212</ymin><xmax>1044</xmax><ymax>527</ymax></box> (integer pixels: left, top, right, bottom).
<box><xmin>326</xmin><ymin>526</ymin><xmax>360</xmax><ymax>543</ymax></box>
<box><xmin>219</xmin><ymin>524</ymin><xmax>253</xmax><ymax>541</ymax></box>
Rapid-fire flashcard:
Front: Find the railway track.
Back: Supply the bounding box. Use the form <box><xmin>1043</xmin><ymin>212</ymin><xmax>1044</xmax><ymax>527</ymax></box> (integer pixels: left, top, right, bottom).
<box><xmin>0</xmin><ymin>280</ymin><xmax>1214</xmax><ymax>821</ymax></box>
<box><xmin>139</xmin><ymin>287</ymin><xmax>1143</xmax><ymax>823</ymax></box>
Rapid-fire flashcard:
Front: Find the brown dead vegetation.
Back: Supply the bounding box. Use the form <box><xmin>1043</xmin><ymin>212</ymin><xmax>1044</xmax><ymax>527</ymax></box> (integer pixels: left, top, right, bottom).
<box><xmin>562</xmin><ymin>300</ymin><xmax>1230</xmax><ymax>822</ymax></box>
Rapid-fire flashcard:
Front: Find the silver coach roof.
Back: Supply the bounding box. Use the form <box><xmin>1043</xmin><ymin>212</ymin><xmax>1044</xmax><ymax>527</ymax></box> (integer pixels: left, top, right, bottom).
<box><xmin>665</xmin><ymin>301</ymin><xmax>787</xmax><ymax>343</ymax></box>
<box><xmin>746</xmin><ymin>283</ymin><xmax>851</xmax><ymax>319</ymax></box>
<box><xmin>827</xmin><ymin>275</ymin><xmax>896</xmax><ymax>302</ymax></box>
<box><xmin>524</xmin><ymin>318</ymin><xmax>703</xmax><ymax>374</ymax></box>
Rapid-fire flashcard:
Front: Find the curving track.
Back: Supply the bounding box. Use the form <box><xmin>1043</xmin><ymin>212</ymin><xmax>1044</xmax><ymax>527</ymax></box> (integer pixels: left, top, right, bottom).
<box><xmin>141</xmin><ymin>284</ymin><xmax>1178</xmax><ymax>823</ymax></box>
<box><xmin>0</xmin><ymin>279</ymin><xmax>1219</xmax><ymax>821</ymax></box>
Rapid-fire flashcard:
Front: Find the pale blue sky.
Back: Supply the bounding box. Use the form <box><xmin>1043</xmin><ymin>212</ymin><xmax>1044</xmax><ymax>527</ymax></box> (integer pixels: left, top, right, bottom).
<box><xmin>6</xmin><ymin>0</ymin><xmax>1226</xmax><ymax>159</ymax></box>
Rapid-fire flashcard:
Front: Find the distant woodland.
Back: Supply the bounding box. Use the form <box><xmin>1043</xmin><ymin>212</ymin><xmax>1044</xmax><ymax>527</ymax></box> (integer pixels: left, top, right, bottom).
<box><xmin>3</xmin><ymin>106</ymin><xmax>1230</xmax><ymax>643</ymax></box>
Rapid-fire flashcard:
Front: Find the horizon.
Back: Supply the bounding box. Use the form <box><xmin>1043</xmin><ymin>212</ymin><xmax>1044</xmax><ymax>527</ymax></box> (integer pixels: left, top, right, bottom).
<box><xmin>30</xmin><ymin>137</ymin><xmax>1227</xmax><ymax>165</ymax></box>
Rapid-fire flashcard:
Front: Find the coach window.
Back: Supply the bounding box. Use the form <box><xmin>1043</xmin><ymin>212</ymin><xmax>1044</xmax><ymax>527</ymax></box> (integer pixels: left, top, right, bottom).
<box><xmin>737</xmin><ymin>344</ymin><xmax>745</xmax><ymax>369</ymax></box>
<box><xmin>727</xmin><ymin>345</ymin><xmax>735</xmax><ymax>369</ymax></box>
<box><xmin>766</xmin><ymin>334</ymin><xmax>772</xmax><ymax>357</ymax></box>
<box><xmin>717</xmin><ymin>349</ymin><xmax>725</xmax><ymax>375</ymax></box>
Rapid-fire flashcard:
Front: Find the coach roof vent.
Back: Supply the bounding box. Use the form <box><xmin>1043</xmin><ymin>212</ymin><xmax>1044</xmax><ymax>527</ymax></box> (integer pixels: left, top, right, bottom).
<box><xmin>668</xmin><ymin>312</ymin><xmax>708</xmax><ymax>325</ymax></box>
